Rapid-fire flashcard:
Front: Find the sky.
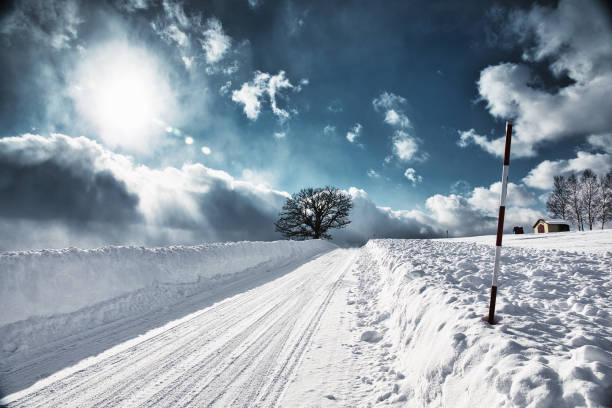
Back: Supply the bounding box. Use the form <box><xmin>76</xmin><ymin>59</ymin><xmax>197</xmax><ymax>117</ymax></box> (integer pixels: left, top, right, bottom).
<box><xmin>0</xmin><ymin>0</ymin><xmax>611</xmax><ymax>250</ymax></box>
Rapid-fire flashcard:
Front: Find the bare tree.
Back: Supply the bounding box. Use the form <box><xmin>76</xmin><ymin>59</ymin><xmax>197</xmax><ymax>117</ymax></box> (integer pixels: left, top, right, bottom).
<box><xmin>546</xmin><ymin>175</ymin><xmax>569</xmax><ymax>219</ymax></box>
<box><xmin>581</xmin><ymin>169</ymin><xmax>599</xmax><ymax>230</ymax></box>
<box><xmin>566</xmin><ymin>173</ymin><xmax>584</xmax><ymax>231</ymax></box>
<box><xmin>598</xmin><ymin>171</ymin><xmax>612</xmax><ymax>229</ymax></box>
<box><xmin>275</xmin><ymin>186</ymin><xmax>352</xmax><ymax>240</ymax></box>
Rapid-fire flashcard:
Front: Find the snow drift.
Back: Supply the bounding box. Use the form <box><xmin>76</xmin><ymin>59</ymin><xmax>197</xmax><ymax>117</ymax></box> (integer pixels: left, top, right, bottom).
<box><xmin>354</xmin><ymin>236</ymin><xmax>612</xmax><ymax>406</ymax></box>
<box><xmin>0</xmin><ymin>240</ymin><xmax>335</xmax><ymax>327</ymax></box>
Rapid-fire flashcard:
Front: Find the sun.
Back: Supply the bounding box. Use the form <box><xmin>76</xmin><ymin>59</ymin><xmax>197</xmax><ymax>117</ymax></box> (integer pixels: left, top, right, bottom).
<box><xmin>72</xmin><ymin>42</ymin><xmax>174</xmax><ymax>152</ymax></box>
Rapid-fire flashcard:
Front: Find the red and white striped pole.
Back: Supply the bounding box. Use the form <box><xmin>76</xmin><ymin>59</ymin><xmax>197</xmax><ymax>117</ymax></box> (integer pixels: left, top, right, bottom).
<box><xmin>488</xmin><ymin>121</ymin><xmax>512</xmax><ymax>325</ymax></box>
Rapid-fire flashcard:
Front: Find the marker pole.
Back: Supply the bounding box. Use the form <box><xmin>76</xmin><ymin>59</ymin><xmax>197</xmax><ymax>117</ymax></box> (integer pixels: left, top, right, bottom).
<box><xmin>488</xmin><ymin>121</ymin><xmax>512</xmax><ymax>325</ymax></box>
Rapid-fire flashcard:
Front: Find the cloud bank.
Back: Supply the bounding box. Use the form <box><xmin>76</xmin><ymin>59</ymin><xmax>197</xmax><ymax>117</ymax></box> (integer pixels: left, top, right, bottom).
<box><xmin>0</xmin><ymin>134</ymin><xmax>544</xmax><ymax>251</ymax></box>
<box><xmin>0</xmin><ymin>134</ymin><xmax>288</xmax><ymax>250</ymax></box>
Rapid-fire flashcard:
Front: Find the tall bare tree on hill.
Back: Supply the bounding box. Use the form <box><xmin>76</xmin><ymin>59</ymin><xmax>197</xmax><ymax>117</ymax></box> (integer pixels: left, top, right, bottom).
<box><xmin>598</xmin><ymin>171</ymin><xmax>612</xmax><ymax>229</ymax></box>
<box><xmin>565</xmin><ymin>173</ymin><xmax>584</xmax><ymax>231</ymax></box>
<box><xmin>546</xmin><ymin>175</ymin><xmax>569</xmax><ymax>219</ymax></box>
<box><xmin>274</xmin><ymin>186</ymin><xmax>352</xmax><ymax>240</ymax></box>
<box><xmin>581</xmin><ymin>169</ymin><xmax>599</xmax><ymax>230</ymax></box>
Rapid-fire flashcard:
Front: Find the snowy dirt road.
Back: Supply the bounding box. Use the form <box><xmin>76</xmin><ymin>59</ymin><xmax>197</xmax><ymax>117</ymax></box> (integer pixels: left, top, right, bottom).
<box><xmin>4</xmin><ymin>249</ymin><xmax>359</xmax><ymax>408</ymax></box>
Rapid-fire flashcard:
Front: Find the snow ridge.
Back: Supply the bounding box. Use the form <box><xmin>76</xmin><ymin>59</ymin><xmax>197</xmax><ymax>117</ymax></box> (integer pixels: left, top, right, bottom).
<box><xmin>354</xmin><ymin>239</ymin><xmax>612</xmax><ymax>407</ymax></box>
<box><xmin>0</xmin><ymin>240</ymin><xmax>335</xmax><ymax>327</ymax></box>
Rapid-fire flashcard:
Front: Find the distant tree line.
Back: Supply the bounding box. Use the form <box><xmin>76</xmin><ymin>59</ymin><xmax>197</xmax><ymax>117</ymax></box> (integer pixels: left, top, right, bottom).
<box><xmin>546</xmin><ymin>169</ymin><xmax>612</xmax><ymax>230</ymax></box>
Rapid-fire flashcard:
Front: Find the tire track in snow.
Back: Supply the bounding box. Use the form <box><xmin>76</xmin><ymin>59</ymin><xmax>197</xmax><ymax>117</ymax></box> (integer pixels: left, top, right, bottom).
<box><xmin>5</xmin><ymin>249</ymin><xmax>356</xmax><ymax>408</ymax></box>
<box><xmin>10</xmin><ymin>286</ymin><xmax>275</xmax><ymax>408</ymax></box>
<box><xmin>222</xmin><ymin>251</ymin><xmax>356</xmax><ymax>407</ymax></box>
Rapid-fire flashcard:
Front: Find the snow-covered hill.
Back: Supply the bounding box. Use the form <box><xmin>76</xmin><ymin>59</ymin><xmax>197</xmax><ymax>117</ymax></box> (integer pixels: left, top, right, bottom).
<box><xmin>1</xmin><ymin>231</ymin><xmax>610</xmax><ymax>407</ymax></box>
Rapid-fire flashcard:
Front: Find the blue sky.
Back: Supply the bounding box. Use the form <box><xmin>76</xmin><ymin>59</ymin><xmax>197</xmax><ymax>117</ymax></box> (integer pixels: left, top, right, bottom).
<box><xmin>0</xmin><ymin>0</ymin><xmax>611</xmax><ymax>249</ymax></box>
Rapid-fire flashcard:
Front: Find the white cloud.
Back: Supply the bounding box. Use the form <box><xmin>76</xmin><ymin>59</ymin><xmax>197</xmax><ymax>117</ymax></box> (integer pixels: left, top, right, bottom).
<box><xmin>119</xmin><ymin>0</ymin><xmax>151</xmax><ymax>12</ymax></box>
<box><xmin>461</xmin><ymin>0</ymin><xmax>612</xmax><ymax>158</ymax></box>
<box><xmin>181</xmin><ymin>56</ymin><xmax>193</xmax><ymax>68</ymax></box>
<box><xmin>294</xmin><ymin>78</ymin><xmax>309</xmax><ymax>92</ymax></box>
<box><xmin>425</xmin><ymin>187</ymin><xmax>540</xmax><ymax>237</ymax></box>
<box><xmin>367</xmin><ymin>169</ymin><xmax>381</xmax><ymax>179</ymax></box>
<box><xmin>222</xmin><ymin>61</ymin><xmax>239</xmax><ymax>75</ymax></box>
<box><xmin>457</xmin><ymin>128</ymin><xmax>506</xmax><ymax>156</ymax></box>
<box><xmin>157</xmin><ymin>23</ymin><xmax>189</xmax><ymax>47</ymax></box>
<box><xmin>201</xmin><ymin>18</ymin><xmax>231</xmax><ymax>64</ymax></box>
<box><xmin>373</xmin><ymin>91</ymin><xmax>426</xmax><ymax>163</ymax></box>
<box><xmin>339</xmin><ymin>180</ymin><xmax>541</xmax><ymax>244</ymax></box>
<box><xmin>273</xmin><ymin>132</ymin><xmax>286</xmax><ymax>139</ymax></box>
<box><xmin>346</xmin><ymin>123</ymin><xmax>363</xmax><ymax>143</ymax></box>
<box><xmin>450</xmin><ymin>180</ymin><xmax>471</xmax><ymax>195</ymax></box>
<box><xmin>323</xmin><ymin>125</ymin><xmax>336</xmax><ymax>136</ymax></box>
<box><xmin>403</xmin><ymin>168</ymin><xmax>422</xmax><ymax>185</ymax></box>
<box><xmin>468</xmin><ymin>181</ymin><xmax>537</xmax><ymax>211</ymax></box>
<box><xmin>586</xmin><ymin>133</ymin><xmax>612</xmax><ymax>154</ymax></box>
<box><xmin>162</xmin><ymin>0</ymin><xmax>190</xmax><ymax>28</ymax></box>
<box><xmin>384</xmin><ymin>109</ymin><xmax>411</xmax><ymax>128</ymax></box>
<box><xmin>334</xmin><ymin>188</ymin><xmax>438</xmax><ymax>245</ymax></box>
<box><xmin>372</xmin><ymin>92</ymin><xmax>407</xmax><ymax>112</ymax></box>
<box><xmin>219</xmin><ymin>80</ymin><xmax>232</xmax><ymax>95</ymax></box>
<box><xmin>231</xmin><ymin>71</ymin><xmax>296</xmax><ymax>121</ymax></box>
<box><xmin>392</xmin><ymin>130</ymin><xmax>420</xmax><ymax>162</ymax></box>
<box><xmin>0</xmin><ymin>0</ymin><xmax>82</xmax><ymax>49</ymax></box>
<box><xmin>267</xmin><ymin>71</ymin><xmax>294</xmax><ymax>120</ymax></box>
<box><xmin>326</xmin><ymin>100</ymin><xmax>343</xmax><ymax>113</ymax></box>
<box><xmin>231</xmin><ymin>73</ymin><xmax>268</xmax><ymax>120</ymax></box>
<box><xmin>523</xmin><ymin>151</ymin><xmax>612</xmax><ymax>189</ymax></box>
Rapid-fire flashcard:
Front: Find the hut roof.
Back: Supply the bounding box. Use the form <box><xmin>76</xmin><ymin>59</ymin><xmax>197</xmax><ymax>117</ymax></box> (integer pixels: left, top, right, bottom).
<box><xmin>532</xmin><ymin>219</ymin><xmax>570</xmax><ymax>228</ymax></box>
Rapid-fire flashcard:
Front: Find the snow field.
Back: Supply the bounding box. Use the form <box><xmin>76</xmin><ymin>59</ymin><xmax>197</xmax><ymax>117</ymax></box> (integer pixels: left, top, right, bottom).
<box><xmin>445</xmin><ymin>229</ymin><xmax>612</xmax><ymax>255</ymax></box>
<box><xmin>353</xmin><ymin>238</ymin><xmax>611</xmax><ymax>406</ymax></box>
<box><xmin>1</xmin><ymin>232</ymin><xmax>610</xmax><ymax>407</ymax></box>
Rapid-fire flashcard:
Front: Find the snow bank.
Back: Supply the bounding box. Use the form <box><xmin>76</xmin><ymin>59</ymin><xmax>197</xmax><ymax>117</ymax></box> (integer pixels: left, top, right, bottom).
<box><xmin>0</xmin><ymin>240</ymin><xmax>335</xmax><ymax>326</ymax></box>
<box><xmin>353</xmin><ymin>237</ymin><xmax>612</xmax><ymax>406</ymax></box>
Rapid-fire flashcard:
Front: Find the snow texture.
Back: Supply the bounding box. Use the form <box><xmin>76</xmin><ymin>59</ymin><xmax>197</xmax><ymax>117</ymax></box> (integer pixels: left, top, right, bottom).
<box><xmin>0</xmin><ymin>240</ymin><xmax>335</xmax><ymax>327</ymax></box>
<box><xmin>1</xmin><ymin>230</ymin><xmax>611</xmax><ymax>407</ymax></box>
<box><xmin>0</xmin><ymin>239</ymin><xmax>335</xmax><ymax>376</ymax></box>
<box><xmin>350</xmin><ymin>231</ymin><xmax>611</xmax><ymax>406</ymax></box>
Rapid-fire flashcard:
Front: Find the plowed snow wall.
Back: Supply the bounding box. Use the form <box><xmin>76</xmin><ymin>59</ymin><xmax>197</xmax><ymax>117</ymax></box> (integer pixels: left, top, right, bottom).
<box><xmin>0</xmin><ymin>240</ymin><xmax>335</xmax><ymax>325</ymax></box>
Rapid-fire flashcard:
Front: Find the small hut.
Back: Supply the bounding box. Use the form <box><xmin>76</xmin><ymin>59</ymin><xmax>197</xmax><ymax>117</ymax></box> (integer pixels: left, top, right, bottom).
<box><xmin>533</xmin><ymin>219</ymin><xmax>570</xmax><ymax>234</ymax></box>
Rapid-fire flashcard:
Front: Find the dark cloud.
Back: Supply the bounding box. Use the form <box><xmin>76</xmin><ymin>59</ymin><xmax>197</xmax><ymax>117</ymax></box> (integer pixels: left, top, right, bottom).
<box><xmin>0</xmin><ymin>134</ymin><xmax>287</xmax><ymax>250</ymax></box>
<box><xmin>200</xmin><ymin>182</ymin><xmax>281</xmax><ymax>241</ymax></box>
<box><xmin>0</xmin><ymin>135</ymin><xmax>140</xmax><ymax>224</ymax></box>
<box><xmin>0</xmin><ymin>134</ymin><xmax>548</xmax><ymax>251</ymax></box>
<box><xmin>335</xmin><ymin>188</ymin><xmax>438</xmax><ymax>246</ymax></box>
<box><xmin>0</xmin><ymin>161</ymin><xmax>140</xmax><ymax>224</ymax></box>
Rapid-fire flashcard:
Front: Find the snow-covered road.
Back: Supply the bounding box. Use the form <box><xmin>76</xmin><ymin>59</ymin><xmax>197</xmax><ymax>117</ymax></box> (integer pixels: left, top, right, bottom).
<box><xmin>4</xmin><ymin>249</ymin><xmax>358</xmax><ymax>407</ymax></box>
<box><xmin>2</xmin><ymin>231</ymin><xmax>611</xmax><ymax>407</ymax></box>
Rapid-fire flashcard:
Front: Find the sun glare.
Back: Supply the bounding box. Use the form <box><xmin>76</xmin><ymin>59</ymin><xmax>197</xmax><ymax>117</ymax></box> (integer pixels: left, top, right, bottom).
<box><xmin>73</xmin><ymin>43</ymin><xmax>174</xmax><ymax>152</ymax></box>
